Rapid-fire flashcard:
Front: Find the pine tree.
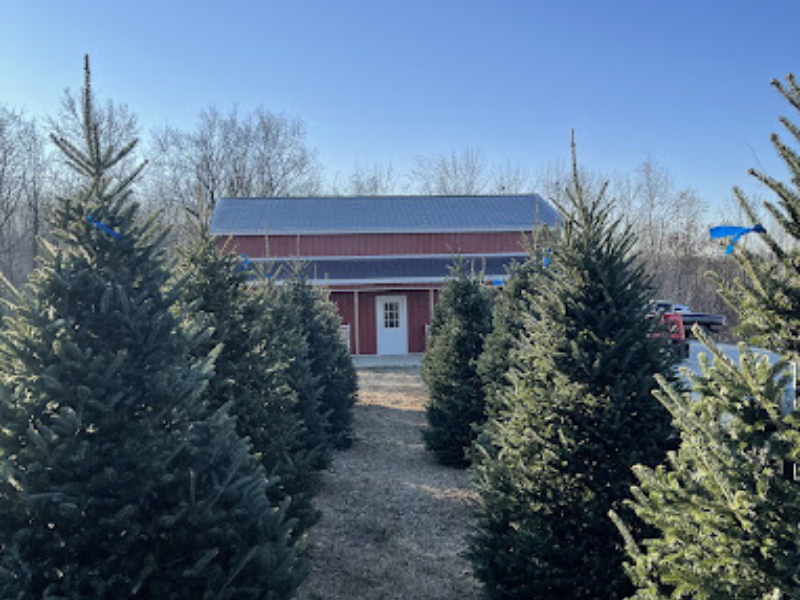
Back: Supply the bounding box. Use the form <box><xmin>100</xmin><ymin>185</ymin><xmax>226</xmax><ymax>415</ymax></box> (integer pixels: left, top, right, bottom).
<box><xmin>422</xmin><ymin>260</ymin><xmax>494</xmax><ymax>468</ymax></box>
<box><xmin>612</xmin><ymin>339</ymin><xmax>799</xmax><ymax>600</ymax></box>
<box><xmin>715</xmin><ymin>74</ymin><xmax>800</xmax><ymax>357</ymax></box>
<box><xmin>615</xmin><ymin>73</ymin><xmax>800</xmax><ymax>600</ymax></box>
<box><xmin>280</xmin><ymin>268</ymin><xmax>358</xmax><ymax>452</ymax></box>
<box><xmin>468</xmin><ymin>138</ymin><xmax>678</xmax><ymax>600</ymax></box>
<box><xmin>0</xmin><ymin>57</ymin><xmax>302</xmax><ymax>599</ymax></box>
<box><xmin>179</xmin><ymin>227</ymin><xmax>319</xmax><ymax>538</ymax></box>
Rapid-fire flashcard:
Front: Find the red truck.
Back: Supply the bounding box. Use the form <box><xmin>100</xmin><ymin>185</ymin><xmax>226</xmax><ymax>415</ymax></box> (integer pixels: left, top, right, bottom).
<box><xmin>650</xmin><ymin>304</ymin><xmax>689</xmax><ymax>359</ymax></box>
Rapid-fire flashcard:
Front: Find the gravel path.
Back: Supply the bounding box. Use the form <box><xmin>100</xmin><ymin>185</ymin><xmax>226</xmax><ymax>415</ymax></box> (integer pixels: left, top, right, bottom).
<box><xmin>296</xmin><ymin>368</ymin><xmax>481</xmax><ymax>600</ymax></box>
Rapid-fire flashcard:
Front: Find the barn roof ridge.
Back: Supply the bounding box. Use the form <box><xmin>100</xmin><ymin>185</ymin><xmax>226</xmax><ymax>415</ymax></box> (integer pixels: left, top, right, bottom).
<box><xmin>210</xmin><ymin>193</ymin><xmax>561</xmax><ymax>236</ymax></box>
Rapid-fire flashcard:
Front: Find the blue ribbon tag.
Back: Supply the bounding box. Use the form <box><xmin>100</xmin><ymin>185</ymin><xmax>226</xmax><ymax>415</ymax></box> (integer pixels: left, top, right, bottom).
<box><xmin>709</xmin><ymin>224</ymin><xmax>765</xmax><ymax>254</ymax></box>
<box><xmin>86</xmin><ymin>215</ymin><xmax>123</xmax><ymax>240</ymax></box>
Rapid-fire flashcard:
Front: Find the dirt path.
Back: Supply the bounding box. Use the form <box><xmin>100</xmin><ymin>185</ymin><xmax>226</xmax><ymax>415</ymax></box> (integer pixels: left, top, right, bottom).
<box><xmin>296</xmin><ymin>368</ymin><xmax>482</xmax><ymax>600</ymax></box>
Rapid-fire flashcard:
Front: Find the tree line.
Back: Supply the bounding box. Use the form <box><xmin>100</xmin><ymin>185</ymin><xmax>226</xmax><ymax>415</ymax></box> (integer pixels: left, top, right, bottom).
<box><xmin>1</xmin><ymin>83</ymin><xmax>744</xmax><ymax>323</ymax></box>
<box><xmin>422</xmin><ymin>74</ymin><xmax>800</xmax><ymax>599</ymax></box>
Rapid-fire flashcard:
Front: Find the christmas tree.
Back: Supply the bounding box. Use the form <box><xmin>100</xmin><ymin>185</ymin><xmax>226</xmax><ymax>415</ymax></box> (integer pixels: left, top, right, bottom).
<box><xmin>0</xmin><ymin>57</ymin><xmax>302</xmax><ymax>599</ymax></box>
<box><xmin>615</xmin><ymin>73</ymin><xmax>800</xmax><ymax>600</ymax></box>
<box><xmin>478</xmin><ymin>253</ymin><xmax>547</xmax><ymax>413</ymax></box>
<box><xmin>613</xmin><ymin>340</ymin><xmax>798</xmax><ymax>600</ymax></box>
<box><xmin>468</xmin><ymin>137</ymin><xmax>677</xmax><ymax>600</ymax></box>
<box><xmin>422</xmin><ymin>259</ymin><xmax>494</xmax><ymax>468</ymax></box>
<box><xmin>715</xmin><ymin>74</ymin><xmax>800</xmax><ymax>356</ymax></box>
<box><xmin>260</xmin><ymin>279</ymin><xmax>331</xmax><ymax>469</ymax></box>
<box><xmin>179</xmin><ymin>226</ymin><xmax>319</xmax><ymax>538</ymax></box>
<box><xmin>279</xmin><ymin>268</ymin><xmax>357</xmax><ymax>452</ymax></box>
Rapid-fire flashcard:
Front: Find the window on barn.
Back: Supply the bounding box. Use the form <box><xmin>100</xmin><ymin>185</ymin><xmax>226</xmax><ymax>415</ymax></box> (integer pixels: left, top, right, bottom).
<box><xmin>384</xmin><ymin>301</ymin><xmax>400</xmax><ymax>329</ymax></box>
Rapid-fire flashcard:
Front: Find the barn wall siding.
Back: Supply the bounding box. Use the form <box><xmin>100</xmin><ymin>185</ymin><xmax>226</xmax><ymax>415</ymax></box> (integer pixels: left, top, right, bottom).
<box><xmin>223</xmin><ymin>232</ymin><xmax>531</xmax><ymax>259</ymax></box>
<box><xmin>406</xmin><ymin>290</ymin><xmax>432</xmax><ymax>353</ymax></box>
<box><xmin>331</xmin><ymin>289</ymin><xmax>433</xmax><ymax>355</ymax></box>
<box><xmin>358</xmin><ymin>293</ymin><xmax>378</xmax><ymax>355</ymax></box>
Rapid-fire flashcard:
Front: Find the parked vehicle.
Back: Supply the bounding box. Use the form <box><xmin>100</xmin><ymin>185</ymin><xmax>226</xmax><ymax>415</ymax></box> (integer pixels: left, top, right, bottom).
<box><xmin>659</xmin><ymin>309</ymin><xmax>690</xmax><ymax>359</ymax></box>
<box><xmin>654</xmin><ymin>301</ymin><xmax>727</xmax><ymax>337</ymax></box>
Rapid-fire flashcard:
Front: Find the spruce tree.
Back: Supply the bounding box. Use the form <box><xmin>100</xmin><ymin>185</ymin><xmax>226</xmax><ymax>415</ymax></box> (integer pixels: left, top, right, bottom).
<box><xmin>180</xmin><ymin>227</ymin><xmax>319</xmax><ymax>538</ymax></box>
<box><xmin>422</xmin><ymin>260</ymin><xmax>494</xmax><ymax>468</ymax></box>
<box><xmin>478</xmin><ymin>253</ymin><xmax>546</xmax><ymax>413</ymax></box>
<box><xmin>715</xmin><ymin>74</ymin><xmax>800</xmax><ymax>356</ymax></box>
<box><xmin>613</xmin><ymin>340</ymin><xmax>799</xmax><ymax>600</ymax></box>
<box><xmin>615</xmin><ymin>74</ymin><xmax>800</xmax><ymax>600</ymax></box>
<box><xmin>261</xmin><ymin>280</ymin><xmax>331</xmax><ymax>468</ymax></box>
<box><xmin>0</xmin><ymin>58</ymin><xmax>302</xmax><ymax>599</ymax></box>
<box><xmin>280</xmin><ymin>268</ymin><xmax>358</xmax><ymax>452</ymax></box>
<box><xmin>468</xmin><ymin>139</ymin><xmax>677</xmax><ymax>600</ymax></box>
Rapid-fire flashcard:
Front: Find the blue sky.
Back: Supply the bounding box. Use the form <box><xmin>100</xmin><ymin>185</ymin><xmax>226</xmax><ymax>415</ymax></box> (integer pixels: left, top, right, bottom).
<box><xmin>2</xmin><ymin>1</ymin><xmax>798</xmax><ymax>213</ymax></box>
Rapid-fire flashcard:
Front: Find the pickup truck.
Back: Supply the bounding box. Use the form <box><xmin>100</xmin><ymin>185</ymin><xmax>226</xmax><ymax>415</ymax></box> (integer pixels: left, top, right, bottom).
<box><xmin>659</xmin><ymin>309</ymin><xmax>690</xmax><ymax>359</ymax></box>
<box><xmin>654</xmin><ymin>301</ymin><xmax>727</xmax><ymax>336</ymax></box>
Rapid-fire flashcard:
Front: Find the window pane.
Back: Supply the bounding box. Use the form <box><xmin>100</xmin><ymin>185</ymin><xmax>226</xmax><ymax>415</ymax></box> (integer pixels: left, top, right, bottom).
<box><xmin>384</xmin><ymin>302</ymin><xmax>400</xmax><ymax>329</ymax></box>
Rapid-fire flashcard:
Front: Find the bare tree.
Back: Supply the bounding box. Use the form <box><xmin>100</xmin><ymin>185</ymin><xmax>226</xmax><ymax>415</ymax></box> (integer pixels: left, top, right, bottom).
<box><xmin>146</xmin><ymin>105</ymin><xmax>322</xmax><ymax>230</ymax></box>
<box><xmin>345</xmin><ymin>162</ymin><xmax>398</xmax><ymax>196</ymax></box>
<box><xmin>408</xmin><ymin>147</ymin><xmax>490</xmax><ymax>195</ymax></box>
<box><xmin>0</xmin><ymin>107</ymin><xmax>51</xmax><ymax>286</ymax></box>
<box><xmin>491</xmin><ymin>162</ymin><xmax>533</xmax><ymax>194</ymax></box>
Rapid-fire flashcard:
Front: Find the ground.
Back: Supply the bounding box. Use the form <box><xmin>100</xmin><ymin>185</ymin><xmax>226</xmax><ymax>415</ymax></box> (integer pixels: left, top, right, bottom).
<box><xmin>296</xmin><ymin>367</ymin><xmax>481</xmax><ymax>600</ymax></box>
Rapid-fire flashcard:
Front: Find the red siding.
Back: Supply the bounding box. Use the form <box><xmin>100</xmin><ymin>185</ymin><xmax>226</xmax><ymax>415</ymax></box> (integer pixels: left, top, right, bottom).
<box><xmin>342</xmin><ymin>289</ymin><xmax>432</xmax><ymax>355</ymax></box>
<box><xmin>358</xmin><ymin>292</ymin><xmax>377</xmax><ymax>355</ymax></box>
<box><xmin>222</xmin><ymin>231</ymin><xmax>531</xmax><ymax>258</ymax></box>
<box><xmin>406</xmin><ymin>290</ymin><xmax>432</xmax><ymax>353</ymax></box>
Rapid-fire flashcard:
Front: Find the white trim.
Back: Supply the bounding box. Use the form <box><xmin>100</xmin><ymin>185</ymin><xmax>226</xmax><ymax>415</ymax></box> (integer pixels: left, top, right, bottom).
<box><xmin>248</xmin><ymin>252</ymin><xmax>528</xmax><ymax>262</ymax></box>
<box><xmin>307</xmin><ymin>275</ymin><xmax>509</xmax><ymax>286</ymax></box>
<box><xmin>212</xmin><ymin>226</ymin><xmax>537</xmax><ymax>236</ymax></box>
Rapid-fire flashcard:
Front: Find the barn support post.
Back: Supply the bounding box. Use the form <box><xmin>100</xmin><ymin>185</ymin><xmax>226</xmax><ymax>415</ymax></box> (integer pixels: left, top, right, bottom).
<box><xmin>354</xmin><ymin>290</ymin><xmax>360</xmax><ymax>355</ymax></box>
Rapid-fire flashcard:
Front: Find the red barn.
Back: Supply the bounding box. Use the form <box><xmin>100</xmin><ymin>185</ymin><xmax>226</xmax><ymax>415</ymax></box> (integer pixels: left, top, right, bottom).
<box><xmin>210</xmin><ymin>194</ymin><xmax>560</xmax><ymax>356</ymax></box>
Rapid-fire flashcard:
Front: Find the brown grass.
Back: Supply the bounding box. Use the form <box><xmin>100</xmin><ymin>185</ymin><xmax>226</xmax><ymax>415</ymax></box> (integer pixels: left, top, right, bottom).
<box><xmin>295</xmin><ymin>367</ymin><xmax>482</xmax><ymax>600</ymax></box>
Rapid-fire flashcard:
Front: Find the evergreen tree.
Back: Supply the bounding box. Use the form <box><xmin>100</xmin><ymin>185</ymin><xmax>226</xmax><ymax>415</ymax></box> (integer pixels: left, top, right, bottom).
<box><xmin>179</xmin><ymin>227</ymin><xmax>319</xmax><ymax>538</ymax></box>
<box><xmin>0</xmin><ymin>58</ymin><xmax>302</xmax><ymax>599</ymax></box>
<box><xmin>280</xmin><ymin>268</ymin><xmax>358</xmax><ymax>452</ymax></box>
<box><xmin>615</xmin><ymin>74</ymin><xmax>800</xmax><ymax>600</ymax></box>
<box><xmin>715</xmin><ymin>74</ymin><xmax>800</xmax><ymax>357</ymax></box>
<box><xmin>261</xmin><ymin>280</ymin><xmax>331</xmax><ymax>468</ymax></box>
<box><xmin>478</xmin><ymin>253</ymin><xmax>546</xmax><ymax>412</ymax></box>
<box><xmin>613</xmin><ymin>340</ymin><xmax>799</xmax><ymax>600</ymax></box>
<box><xmin>468</xmin><ymin>138</ymin><xmax>678</xmax><ymax>600</ymax></box>
<box><xmin>422</xmin><ymin>260</ymin><xmax>494</xmax><ymax>468</ymax></box>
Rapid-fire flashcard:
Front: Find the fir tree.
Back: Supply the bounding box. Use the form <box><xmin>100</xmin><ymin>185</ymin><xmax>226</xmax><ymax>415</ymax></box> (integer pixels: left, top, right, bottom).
<box><xmin>478</xmin><ymin>253</ymin><xmax>546</xmax><ymax>413</ymax></box>
<box><xmin>0</xmin><ymin>57</ymin><xmax>302</xmax><ymax>599</ymax></box>
<box><xmin>280</xmin><ymin>268</ymin><xmax>358</xmax><ymax>452</ymax></box>
<box><xmin>715</xmin><ymin>74</ymin><xmax>800</xmax><ymax>357</ymax></box>
<box><xmin>613</xmin><ymin>339</ymin><xmax>799</xmax><ymax>600</ymax></box>
<box><xmin>261</xmin><ymin>280</ymin><xmax>331</xmax><ymax>468</ymax></box>
<box><xmin>422</xmin><ymin>260</ymin><xmax>494</xmax><ymax>468</ymax></box>
<box><xmin>615</xmin><ymin>73</ymin><xmax>800</xmax><ymax>600</ymax></box>
<box><xmin>468</xmin><ymin>138</ymin><xmax>678</xmax><ymax>600</ymax></box>
<box><xmin>179</xmin><ymin>226</ymin><xmax>319</xmax><ymax>538</ymax></box>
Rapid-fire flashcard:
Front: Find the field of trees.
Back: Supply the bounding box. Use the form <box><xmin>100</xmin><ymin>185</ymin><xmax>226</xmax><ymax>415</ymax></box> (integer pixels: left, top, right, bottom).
<box><xmin>2</xmin><ymin>56</ymin><xmax>800</xmax><ymax>600</ymax></box>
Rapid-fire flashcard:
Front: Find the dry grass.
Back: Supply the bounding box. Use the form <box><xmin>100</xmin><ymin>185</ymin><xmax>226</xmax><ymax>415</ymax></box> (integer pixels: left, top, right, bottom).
<box><xmin>295</xmin><ymin>367</ymin><xmax>482</xmax><ymax>600</ymax></box>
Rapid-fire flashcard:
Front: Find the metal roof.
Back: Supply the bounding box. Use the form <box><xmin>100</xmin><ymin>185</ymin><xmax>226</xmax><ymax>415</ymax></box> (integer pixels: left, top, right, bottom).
<box><xmin>251</xmin><ymin>254</ymin><xmax>527</xmax><ymax>285</ymax></box>
<box><xmin>210</xmin><ymin>194</ymin><xmax>561</xmax><ymax>235</ymax></box>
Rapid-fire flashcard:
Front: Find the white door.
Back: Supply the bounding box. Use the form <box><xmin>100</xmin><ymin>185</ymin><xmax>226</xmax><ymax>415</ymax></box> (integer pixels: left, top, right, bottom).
<box><xmin>376</xmin><ymin>295</ymin><xmax>408</xmax><ymax>355</ymax></box>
